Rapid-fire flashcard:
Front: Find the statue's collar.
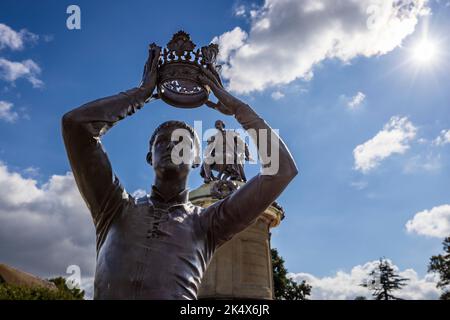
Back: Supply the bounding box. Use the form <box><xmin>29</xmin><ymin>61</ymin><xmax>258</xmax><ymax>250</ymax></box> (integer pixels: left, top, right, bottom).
<box><xmin>150</xmin><ymin>185</ymin><xmax>189</xmax><ymax>207</ymax></box>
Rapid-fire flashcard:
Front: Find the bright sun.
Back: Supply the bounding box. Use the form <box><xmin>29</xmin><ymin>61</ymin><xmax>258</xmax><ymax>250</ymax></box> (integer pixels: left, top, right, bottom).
<box><xmin>411</xmin><ymin>38</ymin><xmax>439</xmax><ymax>65</ymax></box>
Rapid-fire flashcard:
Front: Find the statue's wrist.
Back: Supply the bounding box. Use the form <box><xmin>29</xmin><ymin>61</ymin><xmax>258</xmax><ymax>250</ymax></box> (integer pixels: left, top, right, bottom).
<box><xmin>121</xmin><ymin>86</ymin><xmax>151</xmax><ymax>106</ymax></box>
<box><xmin>136</xmin><ymin>85</ymin><xmax>154</xmax><ymax>102</ymax></box>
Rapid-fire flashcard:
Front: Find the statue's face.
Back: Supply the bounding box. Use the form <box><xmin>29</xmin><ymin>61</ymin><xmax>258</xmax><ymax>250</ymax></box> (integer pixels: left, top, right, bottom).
<box><xmin>151</xmin><ymin>126</ymin><xmax>195</xmax><ymax>179</ymax></box>
<box><xmin>215</xmin><ymin>121</ymin><xmax>224</xmax><ymax>130</ymax></box>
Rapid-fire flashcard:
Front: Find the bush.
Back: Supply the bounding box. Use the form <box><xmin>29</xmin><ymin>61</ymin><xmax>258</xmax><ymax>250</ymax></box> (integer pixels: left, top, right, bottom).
<box><xmin>0</xmin><ymin>277</ymin><xmax>84</xmax><ymax>300</ymax></box>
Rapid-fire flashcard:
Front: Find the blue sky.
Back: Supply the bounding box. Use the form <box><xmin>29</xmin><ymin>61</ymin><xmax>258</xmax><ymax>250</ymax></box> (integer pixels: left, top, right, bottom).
<box><xmin>0</xmin><ymin>0</ymin><xmax>449</xmax><ymax>299</ymax></box>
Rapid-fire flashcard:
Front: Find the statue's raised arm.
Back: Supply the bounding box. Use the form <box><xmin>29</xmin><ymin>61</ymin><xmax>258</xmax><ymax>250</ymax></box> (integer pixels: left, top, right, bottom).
<box><xmin>198</xmin><ymin>68</ymin><xmax>298</xmax><ymax>248</ymax></box>
<box><xmin>61</xmin><ymin>45</ymin><xmax>161</xmax><ymax>248</ymax></box>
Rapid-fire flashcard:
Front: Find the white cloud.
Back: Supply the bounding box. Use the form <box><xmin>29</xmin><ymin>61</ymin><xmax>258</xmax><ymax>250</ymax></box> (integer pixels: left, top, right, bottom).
<box><xmin>212</xmin><ymin>27</ymin><xmax>248</xmax><ymax>64</ymax></box>
<box><xmin>131</xmin><ymin>188</ymin><xmax>147</xmax><ymax>198</ymax></box>
<box><xmin>22</xmin><ymin>166</ymin><xmax>40</xmax><ymax>177</ymax></box>
<box><xmin>234</xmin><ymin>5</ymin><xmax>247</xmax><ymax>17</ymax></box>
<box><xmin>0</xmin><ymin>57</ymin><xmax>43</xmax><ymax>87</ymax></box>
<box><xmin>0</xmin><ymin>162</ymin><xmax>151</xmax><ymax>296</ymax></box>
<box><xmin>353</xmin><ymin>116</ymin><xmax>417</xmax><ymax>173</ymax></box>
<box><xmin>406</xmin><ymin>204</ymin><xmax>450</xmax><ymax>238</ymax></box>
<box><xmin>347</xmin><ymin>91</ymin><xmax>366</xmax><ymax>109</ymax></box>
<box><xmin>350</xmin><ymin>181</ymin><xmax>368</xmax><ymax>190</ymax></box>
<box><xmin>80</xmin><ymin>276</ymin><xmax>95</xmax><ymax>300</ymax></box>
<box><xmin>291</xmin><ymin>260</ymin><xmax>441</xmax><ymax>300</ymax></box>
<box><xmin>0</xmin><ymin>23</ymin><xmax>38</xmax><ymax>51</ymax></box>
<box><xmin>0</xmin><ymin>100</ymin><xmax>18</xmax><ymax>122</ymax></box>
<box><xmin>42</xmin><ymin>35</ymin><xmax>54</xmax><ymax>43</ymax></box>
<box><xmin>214</xmin><ymin>0</ymin><xmax>429</xmax><ymax>94</ymax></box>
<box><xmin>271</xmin><ymin>91</ymin><xmax>285</xmax><ymax>100</ymax></box>
<box><xmin>433</xmin><ymin>129</ymin><xmax>450</xmax><ymax>146</ymax></box>
<box><xmin>403</xmin><ymin>153</ymin><xmax>442</xmax><ymax>173</ymax></box>
<box><xmin>0</xmin><ymin>162</ymin><xmax>96</xmax><ymax>280</ymax></box>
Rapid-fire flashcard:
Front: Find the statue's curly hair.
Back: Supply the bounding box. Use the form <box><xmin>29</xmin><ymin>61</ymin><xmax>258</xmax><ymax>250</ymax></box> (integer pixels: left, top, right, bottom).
<box><xmin>147</xmin><ymin>120</ymin><xmax>201</xmax><ymax>168</ymax></box>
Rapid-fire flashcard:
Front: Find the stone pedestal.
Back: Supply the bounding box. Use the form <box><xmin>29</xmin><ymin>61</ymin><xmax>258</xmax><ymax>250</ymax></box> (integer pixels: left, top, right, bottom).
<box><xmin>189</xmin><ymin>181</ymin><xmax>284</xmax><ymax>300</ymax></box>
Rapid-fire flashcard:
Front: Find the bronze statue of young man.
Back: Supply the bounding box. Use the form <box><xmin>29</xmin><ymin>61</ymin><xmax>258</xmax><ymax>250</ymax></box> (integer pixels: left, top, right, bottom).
<box><xmin>62</xmin><ymin>44</ymin><xmax>298</xmax><ymax>300</ymax></box>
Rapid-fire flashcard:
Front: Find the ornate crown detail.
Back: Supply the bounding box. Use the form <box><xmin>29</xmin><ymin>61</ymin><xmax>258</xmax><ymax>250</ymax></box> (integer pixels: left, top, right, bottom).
<box><xmin>165</xmin><ymin>30</ymin><xmax>196</xmax><ymax>56</ymax></box>
<box><xmin>156</xmin><ymin>31</ymin><xmax>222</xmax><ymax>108</ymax></box>
<box><xmin>159</xmin><ymin>30</ymin><xmax>220</xmax><ymax>71</ymax></box>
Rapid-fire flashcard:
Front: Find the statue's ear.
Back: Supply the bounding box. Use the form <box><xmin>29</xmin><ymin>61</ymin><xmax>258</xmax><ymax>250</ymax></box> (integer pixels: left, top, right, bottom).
<box><xmin>146</xmin><ymin>152</ymin><xmax>153</xmax><ymax>166</ymax></box>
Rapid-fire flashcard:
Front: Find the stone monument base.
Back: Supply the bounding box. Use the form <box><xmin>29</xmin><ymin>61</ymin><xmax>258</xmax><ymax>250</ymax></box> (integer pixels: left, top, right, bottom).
<box><xmin>189</xmin><ymin>181</ymin><xmax>284</xmax><ymax>300</ymax></box>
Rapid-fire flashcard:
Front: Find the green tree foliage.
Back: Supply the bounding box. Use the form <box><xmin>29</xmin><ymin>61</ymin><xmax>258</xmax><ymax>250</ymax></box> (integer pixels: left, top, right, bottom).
<box><xmin>49</xmin><ymin>277</ymin><xmax>85</xmax><ymax>300</ymax></box>
<box><xmin>0</xmin><ymin>276</ymin><xmax>84</xmax><ymax>300</ymax></box>
<box><xmin>361</xmin><ymin>258</ymin><xmax>409</xmax><ymax>300</ymax></box>
<box><xmin>271</xmin><ymin>248</ymin><xmax>311</xmax><ymax>300</ymax></box>
<box><xmin>428</xmin><ymin>236</ymin><xmax>450</xmax><ymax>300</ymax></box>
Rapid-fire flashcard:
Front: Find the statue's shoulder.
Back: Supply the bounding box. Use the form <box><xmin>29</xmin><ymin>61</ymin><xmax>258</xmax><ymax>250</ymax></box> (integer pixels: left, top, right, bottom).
<box><xmin>187</xmin><ymin>202</ymin><xmax>216</xmax><ymax>221</ymax></box>
<box><xmin>185</xmin><ymin>202</ymin><xmax>203</xmax><ymax>214</ymax></box>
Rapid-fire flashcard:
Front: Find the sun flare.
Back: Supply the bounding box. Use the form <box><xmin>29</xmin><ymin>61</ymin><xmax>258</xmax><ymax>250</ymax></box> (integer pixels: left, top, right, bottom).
<box><xmin>411</xmin><ymin>38</ymin><xmax>439</xmax><ymax>65</ymax></box>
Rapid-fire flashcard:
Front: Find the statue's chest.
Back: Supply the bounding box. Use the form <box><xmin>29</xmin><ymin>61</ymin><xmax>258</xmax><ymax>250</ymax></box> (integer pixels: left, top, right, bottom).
<box><xmin>113</xmin><ymin>204</ymin><xmax>200</xmax><ymax>250</ymax></box>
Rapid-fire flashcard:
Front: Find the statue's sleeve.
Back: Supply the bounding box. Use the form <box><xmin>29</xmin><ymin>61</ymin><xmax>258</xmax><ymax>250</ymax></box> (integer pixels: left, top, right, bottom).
<box><xmin>200</xmin><ymin>104</ymin><xmax>298</xmax><ymax>248</ymax></box>
<box><xmin>61</xmin><ymin>87</ymin><xmax>147</xmax><ymax>244</ymax></box>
